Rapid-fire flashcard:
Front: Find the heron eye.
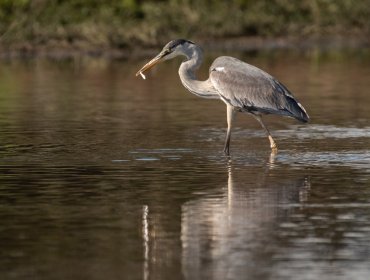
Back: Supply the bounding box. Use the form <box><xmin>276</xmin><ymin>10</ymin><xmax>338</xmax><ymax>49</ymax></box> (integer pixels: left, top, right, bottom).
<box><xmin>163</xmin><ymin>48</ymin><xmax>171</xmax><ymax>55</ymax></box>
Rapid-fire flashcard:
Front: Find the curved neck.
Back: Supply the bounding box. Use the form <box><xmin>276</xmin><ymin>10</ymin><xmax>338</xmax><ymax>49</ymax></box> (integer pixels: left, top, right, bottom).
<box><xmin>178</xmin><ymin>45</ymin><xmax>219</xmax><ymax>99</ymax></box>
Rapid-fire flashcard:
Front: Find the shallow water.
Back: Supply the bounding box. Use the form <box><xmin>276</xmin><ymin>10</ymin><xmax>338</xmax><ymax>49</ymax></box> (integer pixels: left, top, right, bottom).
<box><xmin>0</xmin><ymin>50</ymin><xmax>369</xmax><ymax>280</ymax></box>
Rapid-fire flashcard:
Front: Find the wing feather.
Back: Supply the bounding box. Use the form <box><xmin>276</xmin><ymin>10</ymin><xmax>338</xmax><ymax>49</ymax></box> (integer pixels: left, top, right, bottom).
<box><xmin>209</xmin><ymin>56</ymin><xmax>309</xmax><ymax>122</ymax></box>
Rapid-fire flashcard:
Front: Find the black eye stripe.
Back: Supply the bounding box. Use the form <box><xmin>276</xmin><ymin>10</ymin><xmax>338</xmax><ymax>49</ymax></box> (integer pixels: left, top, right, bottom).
<box><xmin>167</xmin><ymin>39</ymin><xmax>194</xmax><ymax>50</ymax></box>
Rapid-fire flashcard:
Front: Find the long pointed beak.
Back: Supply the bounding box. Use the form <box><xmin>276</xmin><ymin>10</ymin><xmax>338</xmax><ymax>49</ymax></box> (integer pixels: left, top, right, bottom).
<box><xmin>135</xmin><ymin>52</ymin><xmax>165</xmax><ymax>77</ymax></box>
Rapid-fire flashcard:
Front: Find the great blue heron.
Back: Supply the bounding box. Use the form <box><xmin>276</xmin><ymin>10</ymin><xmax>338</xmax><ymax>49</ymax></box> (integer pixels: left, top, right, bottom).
<box><xmin>136</xmin><ymin>39</ymin><xmax>309</xmax><ymax>155</ymax></box>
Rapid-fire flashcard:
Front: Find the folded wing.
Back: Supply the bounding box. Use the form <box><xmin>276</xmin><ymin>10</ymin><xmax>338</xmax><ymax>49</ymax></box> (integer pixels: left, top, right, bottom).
<box><xmin>209</xmin><ymin>56</ymin><xmax>309</xmax><ymax>122</ymax></box>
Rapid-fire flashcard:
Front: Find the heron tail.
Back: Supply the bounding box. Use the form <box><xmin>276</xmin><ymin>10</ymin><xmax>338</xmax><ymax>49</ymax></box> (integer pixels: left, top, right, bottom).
<box><xmin>285</xmin><ymin>95</ymin><xmax>309</xmax><ymax>123</ymax></box>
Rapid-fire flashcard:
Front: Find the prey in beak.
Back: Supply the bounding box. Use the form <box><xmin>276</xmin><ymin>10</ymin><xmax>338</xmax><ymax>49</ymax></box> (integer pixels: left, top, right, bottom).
<box><xmin>135</xmin><ymin>49</ymin><xmax>169</xmax><ymax>80</ymax></box>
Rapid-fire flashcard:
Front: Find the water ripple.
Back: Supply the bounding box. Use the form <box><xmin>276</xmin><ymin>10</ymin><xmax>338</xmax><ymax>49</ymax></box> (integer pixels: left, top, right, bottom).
<box><xmin>277</xmin><ymin>150</ymin><xmax>370</xmax><ymax>170</ymax></box>
<box><xmin>279</xmin><ymin>124</ymin><xmax>370</xmax><ymax>139</ymax></box>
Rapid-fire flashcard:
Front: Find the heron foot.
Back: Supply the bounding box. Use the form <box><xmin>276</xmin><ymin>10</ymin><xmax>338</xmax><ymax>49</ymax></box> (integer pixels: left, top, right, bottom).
<box><xmin>268</xmin><ymin>136</ymin><xmax>277</xmax><ymax>151</ymax></box>
<box><xmin>223</xmin><ymin>147</ymin><xmax>230</xmax><ymax>156</ymax></box>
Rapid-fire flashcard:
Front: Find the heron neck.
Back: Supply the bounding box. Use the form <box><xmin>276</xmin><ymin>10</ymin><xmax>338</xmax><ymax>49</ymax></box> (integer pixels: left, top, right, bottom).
<box><xmin>178</xmin><ymin>46</ymin><xmax>219</xmax><ymax>99</ymax></box>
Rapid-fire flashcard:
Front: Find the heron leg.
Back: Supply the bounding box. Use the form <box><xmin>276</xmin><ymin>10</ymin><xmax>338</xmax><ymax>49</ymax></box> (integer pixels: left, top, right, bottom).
<box><xmin>224</xmin><ymin>104</ymin><xmax>236</xmax><ymax>155</ymax></box>
<box><xmin>253</xmin><ymin>115</ymin><xmax>278</xmax><ymax>150</ymax></box>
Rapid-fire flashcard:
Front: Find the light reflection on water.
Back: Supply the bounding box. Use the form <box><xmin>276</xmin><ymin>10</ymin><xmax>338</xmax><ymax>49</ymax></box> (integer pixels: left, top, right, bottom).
<box><xmin>0</xmin><ymin>51</ymin><xmax>370</xmax><ymax>279</ymax></box>
<box><xmin>180</xmin><ymin>162</ymin><xmax>311</xmax><ymax>280</ymax></box>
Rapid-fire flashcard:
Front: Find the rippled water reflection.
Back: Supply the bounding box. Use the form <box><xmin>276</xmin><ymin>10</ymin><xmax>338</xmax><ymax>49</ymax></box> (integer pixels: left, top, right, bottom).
<box><xmin>0</xmin><ymin>50</ymin><xmax>369</xmax><ymax>280</ymax></box>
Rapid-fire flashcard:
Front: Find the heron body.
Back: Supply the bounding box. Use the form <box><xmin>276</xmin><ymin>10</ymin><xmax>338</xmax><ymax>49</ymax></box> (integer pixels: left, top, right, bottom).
<box><xmin>136</xmin><ymin>39</ymin><xmax>309</xmax><ymax>155</ymax></box>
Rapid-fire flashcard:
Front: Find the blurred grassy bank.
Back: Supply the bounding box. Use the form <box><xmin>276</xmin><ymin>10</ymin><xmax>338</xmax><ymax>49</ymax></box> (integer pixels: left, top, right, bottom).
<box><xmin>0</xmin><ymin>0</ymin><xmax>369</xmax><ymax>56</ymax></box>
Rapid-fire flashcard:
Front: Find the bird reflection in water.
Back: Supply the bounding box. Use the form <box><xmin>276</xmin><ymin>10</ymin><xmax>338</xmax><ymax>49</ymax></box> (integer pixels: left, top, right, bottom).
<box><xmin>141</xmin><ymin>151</ymin><xmax>310</xmax><ymax>280</ymax></box>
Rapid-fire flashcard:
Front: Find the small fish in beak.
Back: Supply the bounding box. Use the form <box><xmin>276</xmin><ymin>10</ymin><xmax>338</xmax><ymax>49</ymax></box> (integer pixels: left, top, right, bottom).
<box><xmin>138</xmin><ymin>71</ymin><xmax>146</xmax><ymax>80</ymax></box>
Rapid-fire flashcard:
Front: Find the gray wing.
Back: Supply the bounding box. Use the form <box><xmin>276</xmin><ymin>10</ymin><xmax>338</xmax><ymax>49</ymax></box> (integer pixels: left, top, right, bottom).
<box><xmin>209</xmin><ymin>56</ymin><xmax>309</xmax><ymax>122</ymax></box>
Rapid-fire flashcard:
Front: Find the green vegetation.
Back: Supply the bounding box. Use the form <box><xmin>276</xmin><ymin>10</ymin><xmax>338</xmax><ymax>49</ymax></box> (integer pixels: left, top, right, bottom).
<box><xmin>0</xmin><ymin>0</ymin><xmax>369</xmax><ymax>52</ymax></box>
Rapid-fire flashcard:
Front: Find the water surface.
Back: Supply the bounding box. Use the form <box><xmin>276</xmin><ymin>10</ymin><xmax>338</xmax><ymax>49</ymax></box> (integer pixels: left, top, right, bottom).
<box><xmin>0</xmin><ymin>50</ymin><xmax>369</xmax><ymax>280</ymax></box>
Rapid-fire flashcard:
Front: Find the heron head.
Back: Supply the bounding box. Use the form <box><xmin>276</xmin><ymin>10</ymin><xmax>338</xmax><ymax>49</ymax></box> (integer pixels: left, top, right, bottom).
<box><xmin>136</xmin><ymin>39</ymin><xmax>195</xmax><ymax>77</ymax></box>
